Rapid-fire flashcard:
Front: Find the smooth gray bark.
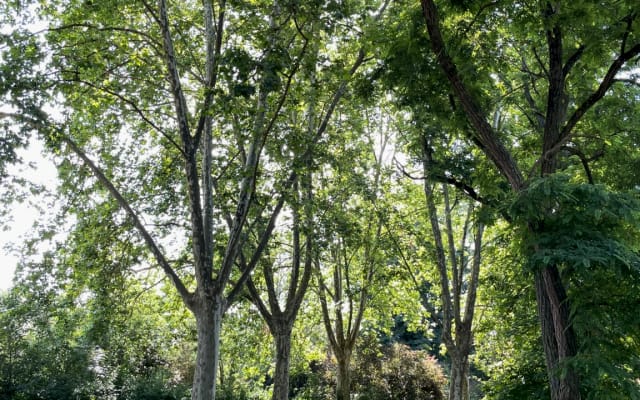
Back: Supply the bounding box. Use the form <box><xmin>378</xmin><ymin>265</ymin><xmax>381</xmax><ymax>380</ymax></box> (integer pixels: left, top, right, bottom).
<box><xmin>192</xmin><ymin>297</ymin><xmax>223</xmax><ymax>400</ymax></box>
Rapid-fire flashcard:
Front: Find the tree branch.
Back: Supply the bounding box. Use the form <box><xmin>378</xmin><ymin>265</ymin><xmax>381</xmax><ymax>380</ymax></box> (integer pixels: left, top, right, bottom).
<box><xmin>199</xmin><ymin>0</ymin><xmax>227</xmax><ymax>288</ymax></box>
<box><xmin>443</xmin><ymin>184</ymin><xmax>461</xmax><ymax>328</ymax></box>
<box><xmin>462</xmin><ymin>222</ymin><xmax>483</xmax><ymax>327</ymax></box>
<box><xmin>541</xmin><ymin>43</ymin><xmax>640</xmax><ymax>165</ymax></box>
<box><xmin>420</xmin><ymin>0</ymin><xmax>524</xmax><ymax>190</ymax></box>
<box><xmin>157</xmin><ymin>0</ymin><xmax>209</xmax><ymax>291</ymax></box>
<box><xmin>245</xmin><ymin>273</ymin><xmax>275</xmax><ymax>333</ymax></box>
<box><xmin>566</xmin><ymin>42</ymin><xmax>640</xmax><ymax>138</ymax></box>
<box><xmin>563</xmin><ymin>44</ymin><xmax>585</xmax><ymax>78</ymax></box>
<box><xmin>1</xmin><ymin>115</ymin><xmax>192</xmax><ymax>306</ymax></box>
<box><xmin>60</xmin><ymin>75</ymin><xmax>184</xmax><ymax>156</ymax></box>
<box><xmin>217</xmin><ymin>1</ymin><xmax>282</xmax><ymax>289</ymax></box>
<box><xmin>158</xmin><ymin>0</ymin><xmax>193</xmax><ymax>150</ymax></box>
<box><xmin>50</xmin><ymin>23</ymin><xmax>163</xmax><ymax>52</ymax></box>
<box><xmin>316</xmin><ymin>259</ymin><xmax>339</xmax><ymax>351</ymax></box>
<box><xmin>193</xmin><ymin>0</ymin><xmax>226</xmax><ymax>146</ymax></box>
<box><xmin>541</xmin><ymin>2</ymin><xmax>565</xmax><ymax>174</ymax></box>
<box><xmin>421</xmin><ymin>136</ymin><xmax>454</xmax><ymax>347</ymax></box>
<box><xmin>395</xmin><ymin>158</ymin><xmax>489</xmax><ymax>205</ymax></box>
<box><xmin>562</xmin><ymin>145</ymin><xmax>598</xmax><ymax>184</ymax></box>
<box><xmin>225</xmin><ymin>172</ymin><xmax>292</xmax><ymax>307</ymax></box>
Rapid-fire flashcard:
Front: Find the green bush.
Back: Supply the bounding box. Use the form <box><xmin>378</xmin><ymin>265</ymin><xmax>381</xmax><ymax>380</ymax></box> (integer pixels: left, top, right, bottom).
<box><xmin>353</xmin><ymin>342</ymin><xmax>446</xmax><ymax>400</ymax></box>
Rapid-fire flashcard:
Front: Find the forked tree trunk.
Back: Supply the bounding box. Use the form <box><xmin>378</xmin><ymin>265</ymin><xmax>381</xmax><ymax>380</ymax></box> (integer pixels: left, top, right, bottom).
<box><xmin>272</xmin><ymin>327</ymin><xmax>293</xmax><ymax>400</ymax></box>
<box><xmin>535</xmin><ymin>265</ymin><xmax>580</xmax><ymax>400</ymax></box>
<box><xmin>192</xmin><ymin>295</ymin><xmax>223</xmax><ymax>400</ymax></box>
<box><xmin>335</xmin><ymin>351</ymin><xmax>351</xmax><ymax>400</ymax></box>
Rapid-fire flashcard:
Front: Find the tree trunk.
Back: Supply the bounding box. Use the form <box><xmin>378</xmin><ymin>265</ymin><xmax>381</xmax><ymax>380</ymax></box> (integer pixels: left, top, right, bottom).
<box><xmin>192</xmin><ymin>296</ymin><xmax>223</xmax><ymax>400</ymax></box>
<box><xmin>272</xmin><ymin>327</ymin><xmax>293</xmax><ymax>400</ymax></box>
<box><xmin>535</xmin><ymin>265</ymin><xmax>581</xmax><ymax>400</ymax></box>
<box><xmin>448</xmin><ymin>352</ymin><xmax>469</xmax><ymax>400</ymax></box>
<box><xmin>336</xmin><ymin>351</ymin><xmax>351</xmax><ymax>400</ymax></box>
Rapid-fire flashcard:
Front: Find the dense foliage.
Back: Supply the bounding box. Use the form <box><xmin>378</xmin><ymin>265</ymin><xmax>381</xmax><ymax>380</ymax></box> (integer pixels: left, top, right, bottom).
<box><xmin>1</xmin><ymin>1</ymin><xmax>640</xmax><ymax>400</ymax></box>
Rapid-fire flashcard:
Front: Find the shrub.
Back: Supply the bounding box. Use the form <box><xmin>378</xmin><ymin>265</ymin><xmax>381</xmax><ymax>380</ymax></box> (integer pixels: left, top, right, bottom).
<box><xmin>353</xmin><ymin>342</ymin><xmax>446</xmax><ymax>400</ymax></box>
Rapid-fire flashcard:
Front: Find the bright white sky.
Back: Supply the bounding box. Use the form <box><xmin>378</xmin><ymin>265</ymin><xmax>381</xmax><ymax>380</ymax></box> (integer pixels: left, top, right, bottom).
<box><xmin>0</xmin><ymin>141</ymin><xmax>57</xmax><ymax>291</ymax></box>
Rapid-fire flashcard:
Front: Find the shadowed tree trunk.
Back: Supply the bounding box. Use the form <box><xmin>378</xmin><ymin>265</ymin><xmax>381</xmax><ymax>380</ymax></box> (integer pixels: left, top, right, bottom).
<box><xmin>535</xmin><ymin>265</ymin><xmax>580</xmax><ymax>398</ymax></box>
<box><xmin>272</xmin><ymin>327</ymin><xmax>293</xmax><ymax>400</ymax></box>
<box><xmin>449</xmin><ymin>350</ymin><xmax>469</xmax><ymax>400</ymax></box>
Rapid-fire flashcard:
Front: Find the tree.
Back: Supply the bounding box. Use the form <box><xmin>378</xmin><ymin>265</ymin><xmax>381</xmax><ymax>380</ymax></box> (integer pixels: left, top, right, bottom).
<box><xmin>0</xmin><ymin>290</ymin><xmax>97</xmax><ymax>400</ymax></box>
<box><xmin>239</xmin><ymin>8</ymin><xmax>391</xmax><ymax>394</ymax></box>
<box><xmin>0</xmin><ymin>256</ymin><xmax>193</xmax><ymax>400</ymax></box>
<box><xmin>244</xmin><ymin>170</ymin><xmax>314</xmax><ymax>400</ymax></box>
<box><xmin>420</xmin><ymin>173</ymin><xmax>484</xmax><ymax>400</ymax></box>
<box><xmin>312</xmin><ymin>105</ymin><xmax>395</xmax><ymax>400</ymax></box>
<box><xmin>1</xmin><ymin>1</ymin><xmax>387</xmax><ymax>399</ymax></box>
<box><xmin>388</xmin><ymin>139</ymin><xmax>486</xmax><ymax>400</ymax></box>
<box><xmin>375</xmin><ymin>12</ymin><xmax>491</xmax><ymax>397</ymax></box>
<box><xmin>416</xmin><ymin>1</ymin><xmax>640</xmax><ymax>399</ymax></box>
